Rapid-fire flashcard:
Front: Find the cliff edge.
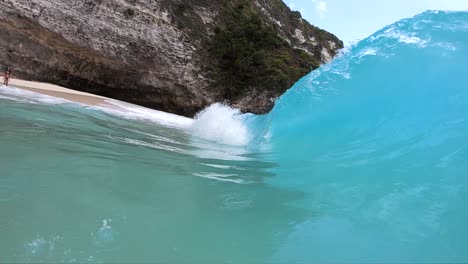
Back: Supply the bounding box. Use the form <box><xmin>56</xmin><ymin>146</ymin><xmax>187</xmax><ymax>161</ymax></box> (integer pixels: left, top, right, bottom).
<box><xmin>0</xmin><ymin>0</ymin><xmax>343</xmax><ymax>117</ymax></box>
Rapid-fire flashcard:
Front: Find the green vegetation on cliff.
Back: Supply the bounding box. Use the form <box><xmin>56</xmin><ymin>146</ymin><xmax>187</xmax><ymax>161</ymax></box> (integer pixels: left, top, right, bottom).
<box><xmin>167</xmin><ymin>0</ymin><xmax>341</xmax><ymax>113</ymax></box>
<box><xmin>209</xmin><ymin>0</ymin><xmax>321</xmax><ymax>99</ymax></box>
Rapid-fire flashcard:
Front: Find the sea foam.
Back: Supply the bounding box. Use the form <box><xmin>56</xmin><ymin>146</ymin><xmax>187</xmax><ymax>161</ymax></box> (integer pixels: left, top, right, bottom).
<box><xmin>190</xmin><ymin>103</ymin><xmax>250</xmax><ymax>146</ymax></box>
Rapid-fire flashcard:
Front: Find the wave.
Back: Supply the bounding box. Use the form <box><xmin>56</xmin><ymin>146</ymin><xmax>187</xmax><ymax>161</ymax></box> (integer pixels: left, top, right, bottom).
<box><xmin>2</xmin><ymin>10</ymin><xmax>468</xmax><ymax>262</ymax></box>
<box><xmin>263</xmin><ymin>11</ymin><xmax>468</xmax><ymax>167</ymax></box>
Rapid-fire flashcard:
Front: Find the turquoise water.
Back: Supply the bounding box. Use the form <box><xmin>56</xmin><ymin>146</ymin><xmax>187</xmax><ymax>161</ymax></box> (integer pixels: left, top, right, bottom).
<box><xmin>1</xmin><ymin>10</ymin><xmax>468</xmax><ymax>262</ymax></box>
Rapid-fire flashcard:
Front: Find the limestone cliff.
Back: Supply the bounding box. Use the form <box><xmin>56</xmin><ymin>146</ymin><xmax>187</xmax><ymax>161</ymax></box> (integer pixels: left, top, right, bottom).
<box><xmin>0</xmin><ymin>0</ymin><xmax>342</xmax><ymax>117</ymax></box>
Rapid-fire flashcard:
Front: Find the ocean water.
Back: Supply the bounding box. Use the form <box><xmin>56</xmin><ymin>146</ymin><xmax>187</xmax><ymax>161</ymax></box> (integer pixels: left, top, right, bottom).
<box><xmin>1</xmin><ymin>10</ymin><xmax>468</xmax><ymax>262</ymax></box>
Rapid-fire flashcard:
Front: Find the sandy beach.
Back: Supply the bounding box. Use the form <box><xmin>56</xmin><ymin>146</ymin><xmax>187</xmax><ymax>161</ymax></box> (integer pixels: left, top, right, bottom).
<box><xmin>7</xmin><ymin>78</ymin><xmax>107</xmax><ymax>106</ymax></box>
<box><xmin>2</xmin><ymin>77</ymin><xmax>195</xmax><ymax>127</ymax></box>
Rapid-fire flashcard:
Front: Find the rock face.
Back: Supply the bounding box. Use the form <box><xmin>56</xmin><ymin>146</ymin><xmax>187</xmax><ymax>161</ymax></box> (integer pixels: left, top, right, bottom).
<box><xmin>0</xmin><ymin>0</ymin><xmax>342</xmax><ymax>117</ymax></box>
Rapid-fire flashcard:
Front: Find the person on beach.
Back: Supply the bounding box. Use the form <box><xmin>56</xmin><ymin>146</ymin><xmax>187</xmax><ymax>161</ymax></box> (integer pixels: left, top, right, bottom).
<box><xmin>3</xmin><ymin>67</ymin><xmax>11</xmax><ymax>86</ymax></box>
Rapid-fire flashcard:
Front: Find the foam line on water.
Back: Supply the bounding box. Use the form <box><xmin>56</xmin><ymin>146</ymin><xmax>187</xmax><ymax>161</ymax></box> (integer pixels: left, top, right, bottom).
<box><xmin>0</xmin><ymin>85</ymin><xmax>71</xmax><ymax>105</ymax></box>
<box><xmin>192</xmin><ymin>172</ymin><xmax>247</xmax><ymax>184</ymax></box>
<box><xmin>200</xmin><ymin>163</ymin><xmax>246</xmax><ymax>170</ymax></box>
<box><xmin>120</xmin><ymin>137</ymin><xmax>185</xmax><ymax>154</ymax></box>
<box><xmin>94</xmin><ymin>99</ymin><xmax>194</xmax><ymax>129</ymax></box>
<box><xmin>2</xmin><ymin>85</ymin><xmax>253</xmax><ymax>147</ymax></box>
<box><xmin>0</xmin><ymin>85</ymin><xmax>194</xmax><ymax>129</ymax></box>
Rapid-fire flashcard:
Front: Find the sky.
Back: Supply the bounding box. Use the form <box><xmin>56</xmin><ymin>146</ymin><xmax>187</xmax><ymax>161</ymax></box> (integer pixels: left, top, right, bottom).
<box><xmin>287</xmin><ymin>0</ymin><xmax>468</xmax><ymax>44</ymax></box>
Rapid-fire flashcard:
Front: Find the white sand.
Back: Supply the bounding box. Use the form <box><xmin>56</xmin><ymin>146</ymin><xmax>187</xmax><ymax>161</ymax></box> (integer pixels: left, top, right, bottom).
<box><xmin>7</xmin><ymin>78</ymin><xmax>107</xmax><ymax>106</ymax></box>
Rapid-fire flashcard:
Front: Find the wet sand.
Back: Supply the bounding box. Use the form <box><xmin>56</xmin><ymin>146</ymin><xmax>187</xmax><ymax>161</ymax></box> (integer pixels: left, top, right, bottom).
<box><xmin>8</xmin><ymin>78</ymin><xmax>107</xmax><ymax>106</ymax></box>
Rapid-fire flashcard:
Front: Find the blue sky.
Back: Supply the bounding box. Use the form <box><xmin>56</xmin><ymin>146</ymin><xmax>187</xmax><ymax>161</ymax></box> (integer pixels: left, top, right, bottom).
<box><xmin>287</xmin><ymin>0</ymin><xmax>468</xmax><ymax>44</ymax></box>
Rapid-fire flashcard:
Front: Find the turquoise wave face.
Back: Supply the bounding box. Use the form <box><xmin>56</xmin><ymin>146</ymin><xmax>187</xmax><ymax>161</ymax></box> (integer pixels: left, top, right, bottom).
<box><xmin>261</xmin><ymin>10</ymin><xmax>468</xmax><ymax>261</ymax></box>
<box><xmin>267</xmin><ymin>10</ymin><xmax>468</xmax><ymax>179</ymax></box>
<box><xmin>0</xmin><ymin>10</ymin><xmax>467</xmax><ymax>263</ymax></box>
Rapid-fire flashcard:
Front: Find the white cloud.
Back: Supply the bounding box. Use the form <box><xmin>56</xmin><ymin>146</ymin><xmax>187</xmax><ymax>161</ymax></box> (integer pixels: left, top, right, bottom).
<box><xmin>312</xmin><ymin>0</ymin><xmax>327</xmax><ymax>17</ymax></box>
<box><xmin>288</xmin><ymin>2</ymin><xmax>305</xmax><ymax>16</ymax></box>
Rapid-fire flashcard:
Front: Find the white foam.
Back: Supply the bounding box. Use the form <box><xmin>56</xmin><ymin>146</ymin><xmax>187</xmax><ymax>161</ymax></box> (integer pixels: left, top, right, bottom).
<box><xmin>358</xmin><ymin>48</ymin><xmax>378</xmax><ymax>58</ymax></box>
<box><xmin>378</xmin><ymin>28</ymin><xmax>428</xmax><ymax>47</ymax></box>
<box><xmin>0</xmin><ymin>85</ymin><xmax>70</xmax><ymax>105</ymax></box>
<box><xmin>190</xmin><ymin>103</ymin><xmax>250</xmax><ymax>146</ymax></box>
<box><xmin>95</xmin><ymin>99</ymin><xmax>193</xmax><ymax>129</ymax></box>
<box><xmin>200</xmin><ymin>163</ymin><xmax>245</xmax><ymax>170</ymax></box>
<box><xmin>24</xmin><ymin>235</ymin><xmax>62</xmax><ymax>256</ymax></box>
<box><xmin>121</xmin><ymin>137</ymin><xmax>185</xmax><ymax>153</ymax></box>
<box><xmin>188</xmin><ymin>147</ymin><xmax>251</xmax><ymax>161</ymax></box>
<box><xmin>124</xmin><ymin>128</ymin><xmax>182</xmax><ymax>145</ymax></box>
<box><xmin>1</xmin><ymin>85</ymin><xmax>194</xmax><ymax>129</ymax></box>
<box><xmin>24</xmin><ymin>237</ymin><xmax>47</xmax><ymax>255</ymax></box>
<box><xmin>398</xmin><ymin>34</ymin><xmax>426</xmax><ymax>45</ymax></box>
<box><xmin>2</xmin><ymin>85</ymin><xmax>252</xmax><ymax>147</ymax></box>
<box><xmin>192</xmin><ymin>172</ymin><xmax>247</xmax><ymax>184</ymax></box>
<box><xmin>0</xmin><ymin>94</ymin><xmax>18</xmax><ymax>101</ymax></box>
